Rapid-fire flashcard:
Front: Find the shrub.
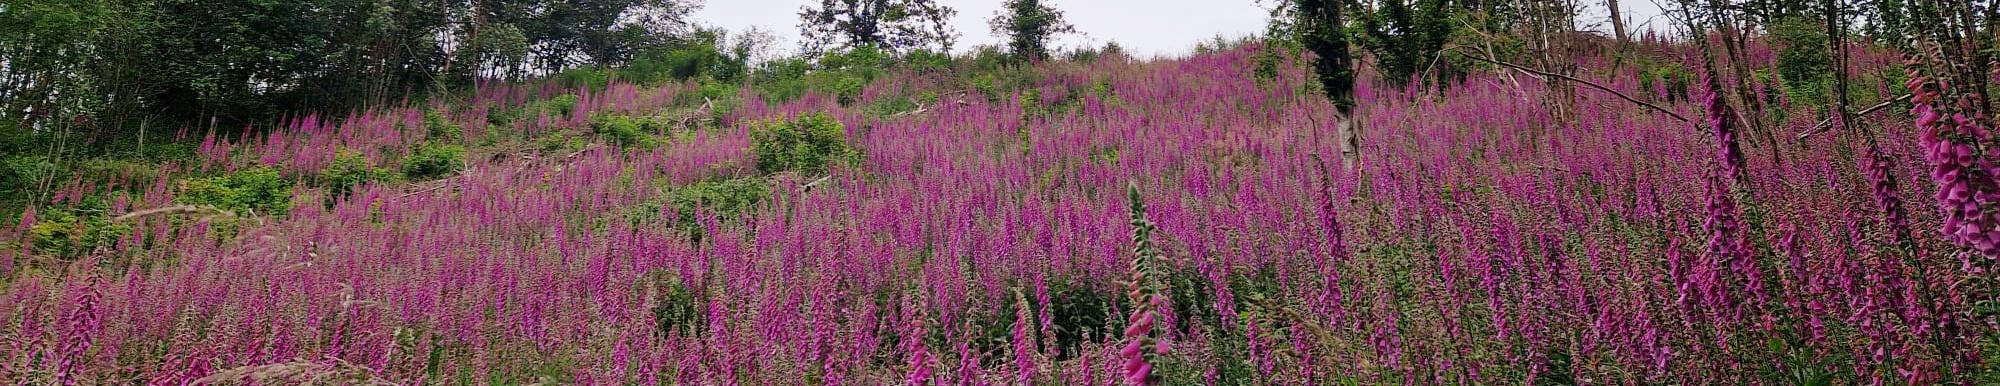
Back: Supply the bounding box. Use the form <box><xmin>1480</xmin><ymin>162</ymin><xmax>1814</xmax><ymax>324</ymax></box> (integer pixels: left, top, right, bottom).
<box><xmin>3</xmin><ymin>155</ymin><xmax>55</xmax><ymax>198</ymax></box>
<box><xmin>402</xmin><ymin>143</ymin><xmax>465</xmax><ymax>180</ymax></box>
<box><xmin>1772</xmin><ymin>16</ymin><xmax>1833</xmax><ymax>107</ymax></box>
<box><xmin>179</xmin><ymin>167</ymin><xmax>294</xmax><ymax>216</ymax></box>
<box><xmin>668</xmin><ymin>177</ymin><xmax>769</xmax><ymax>224</ymax></box>
<box><xmin>553</xmin><ymin>67</ymin><xmax>611</xmax><ymax>89</ymax></box>
<box><xmin>867</xmin><ymin>96</ymin><xmax>920</xmax><ymax>117</ymax></box>
<box><xmin>633</xmin><ymin>177</ymin><xmax>771</xmax><ymax>242</ymax></box>
<box><xmin>589</xmin><ymin>114</ymin><xmax>667</xmax><ymax>149</ymax></box>
<box><xmin>24</xmin><ymin>200</ymin><xmax>131</xmax><ymax>259</ymax></box>
<box><xmin>648</xmin><ymin>271</ymin><xmax>707</xmax><ymax>337</ymax></box>
<box><xmin>904</xmin><ymin>49</ymin><xmax>954</xmax><ymax>73</ymax></box>
<box><xmin>541</xmin><ymin>94</ymin><xmax>582</xmax><ymax>119</ymax></box>
<box><xmin>424</xmin><ymin>110</ymin><xmax>463</xmax><ymax>142</ymax></box>
<box><xmin>320</xmin><ymin>150</ymin><xmax>387</xmax><ymax>198</ymax></box>
<box><xmin>750</xmin><ymin>112</ymin><xmax>856</xmax><ymax>175</ymax></box>
<box><xmin>539</xmin><ymin>132</ymin><xmax>588</xmax><ymax>154</ymax></box>
<box><xmin>487</xmin><ymin>103</ymin><xmax>523</xmax><ymax>128</ymax></box>
<box><xmin>624</xmin><ymin>43</ymin><xmax>746</xmax><ymax>84</ymax></box>
<box><xmin>1045</xmin><ymin>278</ymin><xmax>1116</xmax><ymax>359</ymax></box>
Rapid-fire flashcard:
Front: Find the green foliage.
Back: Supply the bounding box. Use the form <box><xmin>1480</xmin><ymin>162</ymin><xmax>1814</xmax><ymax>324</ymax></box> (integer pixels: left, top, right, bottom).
<box><xmin>424</xmin><ymin>110</ymin><xmax>463</xmax><ymax>143</ymax></box>
<box><xmin>1353</xmin><ymin>0</ymin><xmax>1462</xmax><ymax>87</ymax></box>
<box><xmin>543</xmin><ymin>95</ymin><xmax>583</xmax><ymax>119</ymax></box>
<box><xmin>1268</xmin><ymin>0</ymin><xmax>1359</xmax><ymax>107</ymax></box>
<box><xmin>750</xmin><ymin>112</ymin><xmax>857</xmax><ymax>175</ymax></box>
<box><xmin>589</xmin><ymin>114</ymin><xmax>669</xmax><ymax>149</ymax></box>
<box><xmin>23</xmin><ymin>197</ymin><xmax>132</xmax><ymax>259</ymax></box>
<box><xmin>402</xmin><ymin>143</ymin><xmax>465</xmax><ymax>180</ymax></box>
<box><xmin>2</xmin><ymin>154</ymin><xmax>55</xmax><ymax>204</ymax></box>
<box><xmin>1639</xmin><ymin>62</ymin><xmax>1695</xmax><ymax>103</ymax></box>
<box><xmin>819</xmin><ymin>45</ymin><xmax>892</xmax><ymax>73</ymax></box>
<box><xmin>320</xmin><ymin>150</ymin><xmax>388</xmax><ymax>199</ymax></box>
<box><xmin>1045</xmin><ymin>277</ymin><xmax>1116</xmax><ymax>359</ymax></box>
<box><xmin>0</xmin><ymin>0</ymin><xmax>706</xmax><ymax>129</ymax></box>
<box><xmin>458</xmin><ymin>22</ymin><xmax>531</xmax><ymax>80</ymax></box>
<box><xmin>904</xmin><ymin>49</ymin><xmax>956</xmax><ymax>73</ymax></box>
<box><xmin>632</xmin><ymin>176</ymin><xmax>771</xmax><ymax>242</ymax></box>
<box><xmin>798</xmin><ymin>0</ymin><xmax>960</xmax><ymax>55</ymax></box>
<box><xmin>648</xmin><ymin>271</ymin><xmax>707</xmax><ymax>337</ymax></box>
<box><xmin>553</xmin><ymin>67</ymin><xmax>613</xmax><ymax>89</ymax></box>
<box><xmin>668</xmin><ymin>178</ymin><xmax>770</xmax><ymax>223</ymax></box>
<box><xmin>971</xmin><ymin>67</ymin><xmax>1041</xmax><ymax>102</ymax></box>
<box><xmin>1772</xmin><ymin>16</ymin><xmax>1834</xmax><ymax>107</ymax></box>
<box><xmin>179</xmin><ymin>167</ymin><xmax>293</xmax><ymax>216</ymax></box>
<box><xmin>763</xmin><ymin>47</ymin><xmax>919</xmax><ymax>105</ymax></box>
<box><xmin>749</xmin><ymin>47</ymin><xmax>900</xmax><ymax>104</ymax></box>
<box><xmin>867</xmin><ymin>96</ymin><xmax>922</xmax><ymax>117</ymax></box>
<box><xmin>989</xmin><ymin>0</ymin><xmax>1076</xmax><ymax>62</ymax></box>
<box><xmin>617</xmin><ymin>28</ymin><xmax>756</xmax><ymax>85</ymax></box>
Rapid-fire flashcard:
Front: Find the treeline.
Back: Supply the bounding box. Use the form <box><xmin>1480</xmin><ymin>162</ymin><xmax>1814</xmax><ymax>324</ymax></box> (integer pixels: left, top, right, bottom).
<box><xmin>0</xmin><ymin>0</ymin><xmax>719</xmax><ymax>132</ymax></box>
<box><xmin>0</xmin><ymin>0</ymin><xmax>1098</xmax><ymax>135</ymax></box>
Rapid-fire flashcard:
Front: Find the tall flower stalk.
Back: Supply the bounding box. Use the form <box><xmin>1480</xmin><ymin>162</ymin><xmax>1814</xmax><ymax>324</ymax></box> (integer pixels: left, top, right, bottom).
<box><xmin>1120</xmin><ymin>183</ymin><xmax>1169</xmax><ymax>386</ymax></box>
<box><xmin>1904</xmin><ymin>46</ymin><xmax>2000</xmax><ymax>259</ymax></box>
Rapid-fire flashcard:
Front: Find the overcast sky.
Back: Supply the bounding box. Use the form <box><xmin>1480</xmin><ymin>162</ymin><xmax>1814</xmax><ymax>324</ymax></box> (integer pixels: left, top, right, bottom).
<box><xmin>696</xmin><ymin>1</ymin><xmax>1671</xmax><ymax>59</ymax></box>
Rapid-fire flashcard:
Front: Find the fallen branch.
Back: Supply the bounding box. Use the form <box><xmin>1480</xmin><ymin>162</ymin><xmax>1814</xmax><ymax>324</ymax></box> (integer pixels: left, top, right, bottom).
<box><xmin>395</xmin><ymin>183</ymin><xmax>455</xmax><ymax>199</ymax></box>
<box><xmin>397</xmin><ymin>172</ymin><xmax>469</xmax><ymax>200</ymax></box>
<box><xmin>890</xmin><ymin>101</ymin><xmax>929</xmax><ymax>117</ymax></box>
<box><xmin>112</xmin><ymin>205</ymin><xmax>228</xmax><ymax>222</ymax></box>
<box><xmin>675</xmin><ymin>97</ymin><xmax>716</xmax><ymax>130</ymax></box>
<box><xmin>1454</xmin><ymin>50</ymin><xmax>1692</xmax><ymax>124</ymax></box>
<box><xmin>1795</xmin><ymin>93</ymin><xmax>1913</xmax><ymax>141</ymax></box>
<box><xmin>563</xmin><ymin>145</ymin><xmax>597</xmax><ymax>160</ymax></box>
<box><xmin>801</xmin><ymin>175</ymin><xmax>833</xmax><ymax>191</ymax></box>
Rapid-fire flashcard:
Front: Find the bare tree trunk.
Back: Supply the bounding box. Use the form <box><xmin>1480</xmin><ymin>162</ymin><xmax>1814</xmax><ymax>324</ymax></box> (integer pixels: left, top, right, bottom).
<box><xmin>1296</xmin><ymin>0</ymin><xmax>1362</xmax><ymax>168</ymax></box>
<box><xmin>1335</xmin><ymin>106</ymin><xmax>1360</xmax><ymax>169</ymax></box>
<box><xmin>1607</xmin><ymin>0</ymin><xmax>1630</xmax><ymax>45</ymax></box>
<box><xmin>1827</xmin><ymin>0</ymin><xmax>1849</xmax><ymax>123</ymax></box>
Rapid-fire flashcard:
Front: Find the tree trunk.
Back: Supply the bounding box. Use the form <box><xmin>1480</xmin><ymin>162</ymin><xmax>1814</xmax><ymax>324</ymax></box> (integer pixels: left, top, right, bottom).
<box><xmin>1335</xmin><ymin>107</ymin><xmax>1361</xmax><ymax>169</ymax></box>
<box><xmin>1299</xmin><ymin>0</ymin><xmax>1361</xmax><ymax>168</ymax></box>
<box><xmin>1607</xmin><ymin>0</ymin><xmax>1630</xmax><ymax>45</ymax></box>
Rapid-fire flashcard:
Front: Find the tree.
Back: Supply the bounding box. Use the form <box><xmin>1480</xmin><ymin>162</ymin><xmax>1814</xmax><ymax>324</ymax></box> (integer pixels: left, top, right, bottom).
<box><xmin>1607</xmin><ymin>0</ymin><xmax>1629</xmax><ymax>45</ymax></box>
<box><xmin>798</xmin><ymin>0</ymin><xmax>958</xmax><ymax>56</ymax></box>
<box><xmin>484</xmin><ymin>0</ymin><xmax>700</xmax><ymax>74</ymax></box>
<box><xmin>989</xmin><ymin>0</ymin><xmax>1075</xmax><ymax>62</ymax></box>
<box><xmin>0</xmin><ymin>0</ymin><xmax>705</xmax><ymax>131</ymax></box>
<box><xmin>1270</xmin><ymin>0</ymin><xmax>1361</xmax><ymax>168</ymax></box>
<box><xmin>1353</xmin><ymin>0</ymin><xmax>1459</xmax><ymax>87</ymax></box>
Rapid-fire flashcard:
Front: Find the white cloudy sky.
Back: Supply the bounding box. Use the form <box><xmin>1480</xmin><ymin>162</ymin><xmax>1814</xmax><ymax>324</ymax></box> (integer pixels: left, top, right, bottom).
<box><xmin>696</xmin><ymin>0</ymin><xmax>1672</xmax><ymax>58</ymax></box>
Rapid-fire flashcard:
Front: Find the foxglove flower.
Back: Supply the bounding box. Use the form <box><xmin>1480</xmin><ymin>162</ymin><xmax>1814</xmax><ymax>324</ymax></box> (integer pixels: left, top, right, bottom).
<box><xmin>1906</xmin><ymin>57</ymin><xmax>2000</xmax><ymax>258</ymax></box>
<box><xmin>1120</xmin><ymin>183</ymin><xmax>1169</xmax><ymax>386</ymax></box>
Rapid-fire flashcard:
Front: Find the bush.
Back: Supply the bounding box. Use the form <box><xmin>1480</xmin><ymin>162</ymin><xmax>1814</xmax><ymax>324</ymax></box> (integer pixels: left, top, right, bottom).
<box><xmin>320</xmin><ymin>150</ymin><xmax>388</xmax><ymax>198</ymax></box>
<box><xmin>750</xmin><ymin>47</ymin><xmax>900</xmax><ymax>104</ymax></box>
<box><xmin>904</xmin><ymin>49</ymin><xmax>954</xmax><ymax>73</ymax></box>
<box><xmin>629</xmin><ymin>177</ymin><xmax>771</xmax><ymax>242</ymax></box>
<box><xmin>553</xmin><ymin>67</ymin><xmax>611</xmax><ymax>89</ymax></box>
<box><xmin>668</xmin><ymin>178</ymin><xmax>769</xmax><ymax>224</ymax></box>
<box><xmin>623</xmin><ymin>43</ymin><xmax>747</xmax><ymax>84</ymax></box>
<box><xmin>3</xmin><ymin>154</ymin><xmax>55</xmax><ymax>199</ymax></box>
<box><xmin>179</xmin><ymin>167</ymin><xmax>294</xmax><ymax>216</ymax></box>
<box><xmin>1772</xmin><ymin>16</ymin><xmax>1833</xmax><ymax>107</ymax></box>
<box><xmin>539</xmin><ymin>94</ymin><xmax>583</xmax><ymax>119</ymax></box>
<box><xmin>750</xmin><ymin>112</ymin><xmax>856</xmax><ymax>175</ymax></box>
<box><xmin>424</xmin><ymin>110</ymin><xmax>463</xmax><ymax>142</ymax></box>
<box><xmin>590</xmin><ymin>114</ymin><xmax>667</xmax><ymax>149</ymax></box>
<box><xmin>26</xmin><ymin>207</ymin><xmax>131</xmax><ymax>259</ymax></box>
<box><xmin>402</xmin><ymin>143</ymin><xmax>465</xmax><ymax>180</ymax></box>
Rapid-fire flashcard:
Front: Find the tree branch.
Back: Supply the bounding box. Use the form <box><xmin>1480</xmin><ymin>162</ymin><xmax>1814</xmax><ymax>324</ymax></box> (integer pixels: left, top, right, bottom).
<box><xmin>1795</xmin><ymin>93</ymin><xmax>1912</xmax><ymax>141</ymax></box>
<box><xmin>1454</xmin><ymin>50</ymin><xmax>1693</xmax><ymax>124</ymax></box>
<box><xmin>112</xmin><ymin>205</ymin><xmax>229</xmax><ymax>222</ymax></box>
